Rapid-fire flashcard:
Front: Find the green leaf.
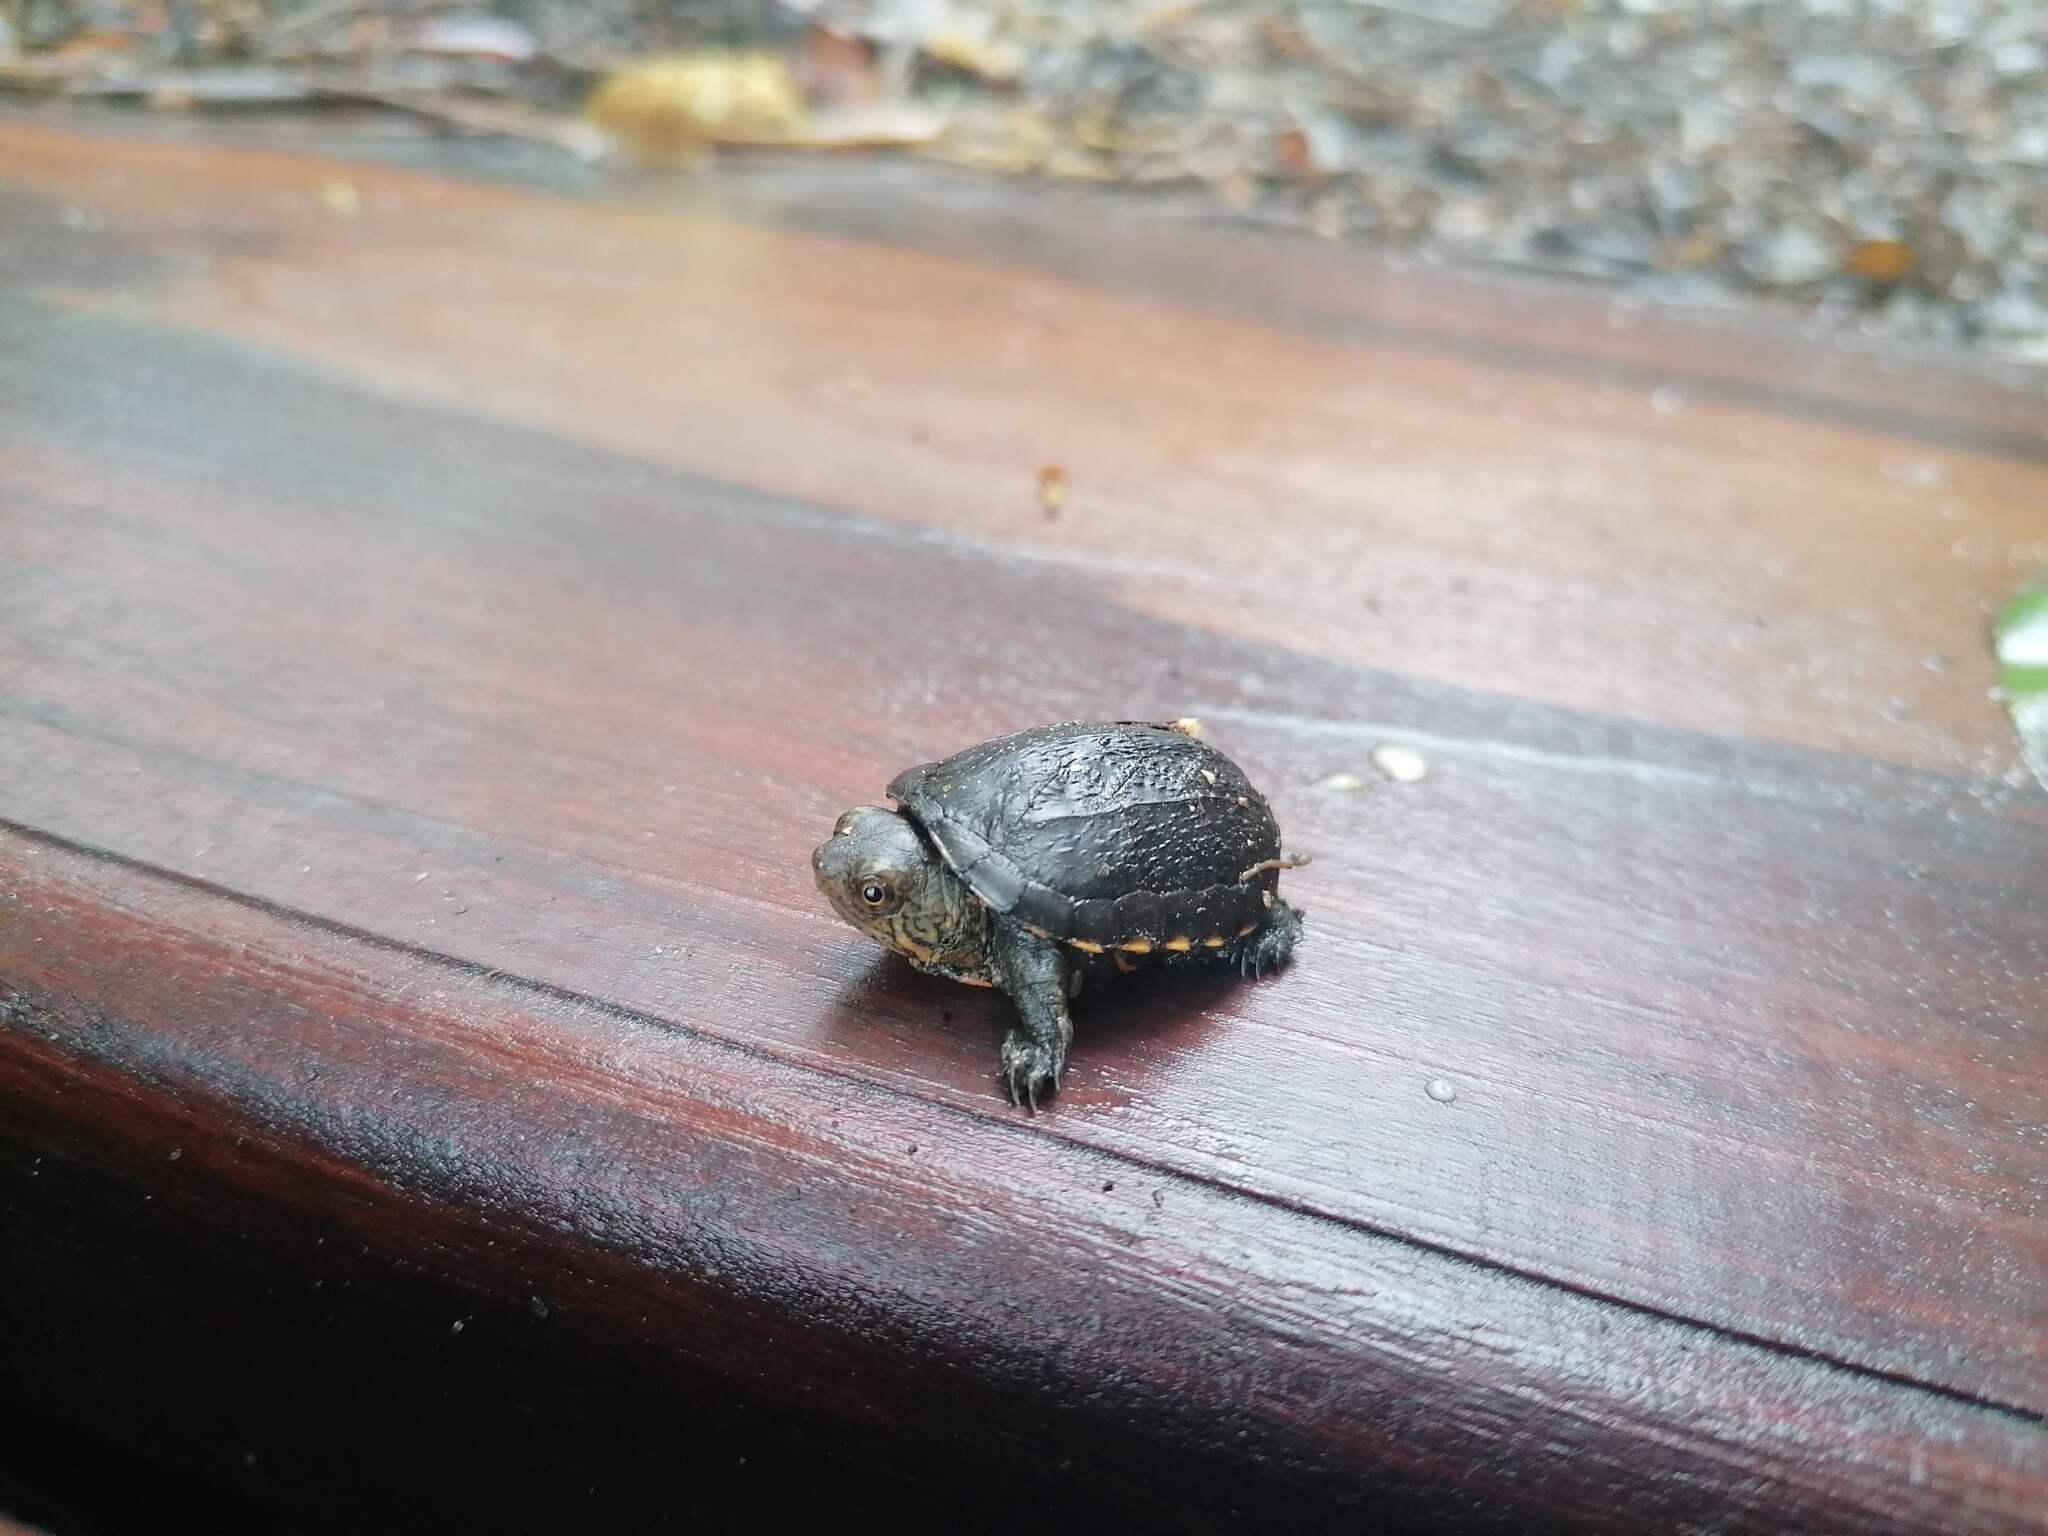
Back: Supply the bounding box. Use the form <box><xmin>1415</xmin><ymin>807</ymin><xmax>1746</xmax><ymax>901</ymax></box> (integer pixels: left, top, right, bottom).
<box><xmin>1992</xmin><ymin>573</ymin><xmax>2048</xmax><ymax>792</ymax></box>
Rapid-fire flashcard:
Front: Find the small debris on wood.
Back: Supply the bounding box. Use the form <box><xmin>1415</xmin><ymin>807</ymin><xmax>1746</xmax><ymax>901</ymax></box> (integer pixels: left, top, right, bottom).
<box><xmin>1036</xmin><ymin>462</ymin><xmax>1067</xmax><ymax>517</ymax></box>
<box><xmin>317</xmin><ymin>176</ymin><xmax>359</xmax><ymax>216</ymax></box>
<box><xmin>1371</xmin><ymin>745</ymin><xmax>1429</xmax><ymax>783</ymax></box>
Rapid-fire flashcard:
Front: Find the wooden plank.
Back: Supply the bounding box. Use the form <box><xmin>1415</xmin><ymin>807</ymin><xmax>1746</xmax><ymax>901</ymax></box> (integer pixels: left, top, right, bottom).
<box><xmin>2</xmin><ymin>113</ymin><xmax>2045</xmax><ymax>1528</ymax></box>
<box><xmin>4</xmin><ymin>830</ymin><xmax>2042</xmax><ymax>1535</ymax></box>
<box><xmin>3</xmin><ymin>116</ymin><xmax>2042</xmax><ymax>778</ymax></box>
<box><xmin>2</xmin><ymin>273</ymin><xmax>2041</xmax><ymax>1411</ymax></box>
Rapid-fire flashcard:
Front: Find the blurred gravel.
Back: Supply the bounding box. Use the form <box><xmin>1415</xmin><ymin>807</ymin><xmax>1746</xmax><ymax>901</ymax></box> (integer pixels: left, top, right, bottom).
<box><xmin>798</xmin><ymin>0</ymin><xmax>2048</xmax><ymax>370</ymax></box>
<box><xmin>8</xmin><ymin>0</ymin><xmax>2045</xmax><ymax>371</ymax></box>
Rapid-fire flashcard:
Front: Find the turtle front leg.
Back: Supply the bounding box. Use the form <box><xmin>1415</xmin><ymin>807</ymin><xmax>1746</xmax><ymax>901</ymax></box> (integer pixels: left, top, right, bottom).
<box><xmin>991</xmin><ymin>926</ymin><xmax>1074</xmax><ymax>1112</ymax></box>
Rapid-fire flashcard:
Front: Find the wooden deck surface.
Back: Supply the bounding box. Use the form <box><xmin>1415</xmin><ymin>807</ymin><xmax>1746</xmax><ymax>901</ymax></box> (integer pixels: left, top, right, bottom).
<box><xmin>2</xmin><ymin>110</ymin><xmax>2044</xmax><ymax>1534</ymax></box>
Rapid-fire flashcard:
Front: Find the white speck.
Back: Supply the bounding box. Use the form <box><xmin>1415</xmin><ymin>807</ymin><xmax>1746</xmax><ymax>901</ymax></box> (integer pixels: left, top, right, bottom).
<box><xmin>318</xmin><ymin>178</ymin><xmax>360</xmax><ymax>217</ymax></box>
<box><xmin>1200</xmin><ymin>768</ymin><xmax>1217</xmax><ymax>784</ymax></box>
<box><xmin>1372</xmin><ymin>745</ymin><xmax>1430</xmax><ymax>783</ymax></box>
<box><xmin>450</xmin><ymin>1318</ymin><xmax>467</xmax><ymax>1334</ymax></box>
<box><xmin>1882</xmin><ymin>457</ymin><xmax>1945</xmax><ymax>488</ymax></box>
<box><xmin>1649</xmin><ymin>384</ymin><xmax>1687</xmax><ymax>416</ymax></box>
<box><xmin>300</xmin><ymin>864</ymin><xmax>312</xmax><ymax>873</ymax></box>
<box><xmin>1317</xmin><ymin>772</ymin><xmax>1368</xmax><ymax>792</ymax></box>
<box><xmin>168</xmin><ymin>1147</ymin><xmax>183</xmax><ymax>1161</ymax></box>
<box><xmin>1426</xmin><ymin>1078</ymin><xmax>1457</xmax><ymax>1104</ymax></box>
<box><xmin>413</xmin><ymin>870</ymin><xmax>429</xmax><ymax>882</ymax></box>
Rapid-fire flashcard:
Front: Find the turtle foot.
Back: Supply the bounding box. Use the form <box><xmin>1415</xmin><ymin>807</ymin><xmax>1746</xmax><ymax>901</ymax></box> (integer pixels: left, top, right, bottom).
<box><xmin>1000</xmin><ymin>1027</ymin><xmax>1065</xmax><ymax>1114</ymax></box>
<box><xmin>1237</xmin><ymin>899</ymin><xmax>1305</xmax><ymax>980</ymax></box>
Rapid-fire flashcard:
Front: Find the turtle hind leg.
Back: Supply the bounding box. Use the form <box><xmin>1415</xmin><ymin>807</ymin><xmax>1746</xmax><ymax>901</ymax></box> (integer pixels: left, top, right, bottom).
<box><xmin>1235</xmin><ymin>899</ymin><xmax>1304</xmax><ymax>980</ymax></box>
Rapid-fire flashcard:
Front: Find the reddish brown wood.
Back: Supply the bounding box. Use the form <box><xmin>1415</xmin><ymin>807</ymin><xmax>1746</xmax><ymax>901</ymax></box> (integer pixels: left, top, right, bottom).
<box><xmin>1</xmin><ymin>110</ymin><xmax>2044</xmax><ymax>1533</ymax></box>
<box><xmin>4</xmin><ymin>833</ymin><xmax>2042</xmax><ymax>1535</ymax></box>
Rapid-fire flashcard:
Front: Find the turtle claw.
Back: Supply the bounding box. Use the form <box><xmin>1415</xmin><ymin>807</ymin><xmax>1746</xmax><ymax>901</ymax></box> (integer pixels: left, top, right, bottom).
<box><xmin>1000</xmin><ymin>1028</ymin><xmax>1063</xmax><ymax>1114</ymax></box>
<box><xmin>1233</xmin><ymin>900</ymin><xmax>1303</xmax><ymax>983</ymax></box>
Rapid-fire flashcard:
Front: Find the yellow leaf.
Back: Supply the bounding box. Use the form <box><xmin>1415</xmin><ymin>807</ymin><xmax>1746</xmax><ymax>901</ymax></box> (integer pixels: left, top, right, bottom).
<box><xmin>587</xmin><ymin>53</ymin><xmax>804</xmax><ymax>167</ymax></box>
<box><xmin>923</xmin><ymin>29</ymin><xmax>1023</xmax><ymax>85</ymax></box>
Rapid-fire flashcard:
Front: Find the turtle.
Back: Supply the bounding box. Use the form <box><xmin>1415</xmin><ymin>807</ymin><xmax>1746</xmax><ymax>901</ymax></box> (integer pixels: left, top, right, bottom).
<box><xmin>812</xmin><ymin>719</ymin><xmax>1306</xmax><ymax>1109</ymax></box>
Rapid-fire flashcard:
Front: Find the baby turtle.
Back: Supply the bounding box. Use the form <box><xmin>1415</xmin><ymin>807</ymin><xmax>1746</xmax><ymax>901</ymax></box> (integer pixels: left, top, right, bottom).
<box><xmin>813</xmin><ymin>719</ymin><xmax>1306</xmax><ymax>1109</ymax></box>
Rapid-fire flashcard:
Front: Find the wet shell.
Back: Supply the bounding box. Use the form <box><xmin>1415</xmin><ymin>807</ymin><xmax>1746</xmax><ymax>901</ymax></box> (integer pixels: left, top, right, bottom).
<box><xmin>887</xmin><ymin>721</ymin><xmax>1287</xmax><ymax>952</ymax></box>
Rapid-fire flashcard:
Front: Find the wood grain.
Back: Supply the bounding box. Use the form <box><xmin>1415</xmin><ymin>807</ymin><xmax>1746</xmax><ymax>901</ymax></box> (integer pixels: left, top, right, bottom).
<box><xmin>1</xmin><ymin>110</ymin><xmax>2044</xmax><ymax>1532</ymax></box>
<box><xmin>4</xmin><ymin>831</ymin><xmax>2043</xmax><ymax>1535</ymax></box>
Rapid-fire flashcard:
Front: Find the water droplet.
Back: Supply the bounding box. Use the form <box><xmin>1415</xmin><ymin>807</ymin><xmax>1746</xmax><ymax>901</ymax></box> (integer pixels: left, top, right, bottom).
<box><xmin>1426</xmin><ymin>1077</ymin><xmax>1457</xmax><ymax>1104</ymax></box>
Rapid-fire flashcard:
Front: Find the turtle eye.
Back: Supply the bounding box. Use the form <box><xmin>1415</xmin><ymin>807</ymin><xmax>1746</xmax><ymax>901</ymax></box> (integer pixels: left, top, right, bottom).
<box><xmin>860</xmin><ymin>881</ymin><xmax>889</xmax><ymax>907</ymax></box>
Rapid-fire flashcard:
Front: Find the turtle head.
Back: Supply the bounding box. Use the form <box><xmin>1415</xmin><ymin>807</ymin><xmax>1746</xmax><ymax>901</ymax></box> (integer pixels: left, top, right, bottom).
<box><xmin>813</xmin><ymin>806</ymin><xmax>983</xmax><ymax>969</ymax></box>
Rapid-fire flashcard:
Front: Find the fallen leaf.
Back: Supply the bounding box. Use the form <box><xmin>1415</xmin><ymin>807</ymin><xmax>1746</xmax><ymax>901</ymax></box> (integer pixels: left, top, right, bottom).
<box><xmin>350</xmin><ymin>89</ymin><xmax>609</xmax><ymax>160</ymax></box>
<box><xmin>923</xmin><ymin>28</ymin><xmax>1023</xmax><ymax>86</ymax></box>
<box><xmin>1843</xmin><ymin>238</ymin><xmax>1916</xmax><ymax>284</ymax></box>
<box><xmin>1273</xmin><ymin>127</ymin><xmax>1313</xmax><ymax>179</ymax></box>
<box><xmin>587</xmin><ymin>52</ymin><xmax>804</xmax><ymax>167</ymax></box>
<box><xmin>776</xmin><ymin>103</ymin><xmax>944</xmax><ymax>150</ymax></box>
<box><xmin>402</xmin><ymin>14</ymin><xmax>538</xmax><ymax>66</ymax></box>
<box><xmin>795</xmin><ymin>24</ymin><xmax>880</xmax><ymax>107</ymax></box>
<box><xmin>1992</xmin><ymin>570</ymin><xmax>2048</xmax><ymax>791</ymax></box>
<box><xmin>64</xmin><ymin>66</ymin><xmax>316</xmax><ymax>105</ymax></box>
<box><xmin>923</xmin><ymin>105</ymin><xmax>1058</xmax><ymax>174</ymax></box>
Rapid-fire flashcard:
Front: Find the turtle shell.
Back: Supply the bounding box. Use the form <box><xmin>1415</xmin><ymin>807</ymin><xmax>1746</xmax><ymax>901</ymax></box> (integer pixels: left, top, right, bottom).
<box><xmin>887</xmin><ymin>721</ymin><xmax>1287</xmax><ymax>952</ymax></box>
